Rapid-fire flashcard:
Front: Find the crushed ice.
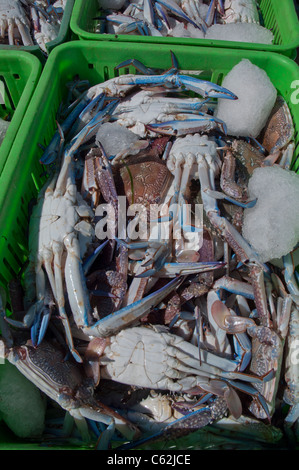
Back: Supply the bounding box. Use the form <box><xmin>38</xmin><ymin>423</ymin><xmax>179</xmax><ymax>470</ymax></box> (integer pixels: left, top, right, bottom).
<box><xmin>242</xmin><ymin>166</ymin><xmax>299</xmax><ymax>263</ymax></box>
<box><xmin>205</xmin><ymin>23</ymin><xmax>274</xmax><ymax>44</ymax></box>
<box><xmin>215</xmin><ymin>59</ymin><xmax>277</xmax><ymax>138</ymax></box>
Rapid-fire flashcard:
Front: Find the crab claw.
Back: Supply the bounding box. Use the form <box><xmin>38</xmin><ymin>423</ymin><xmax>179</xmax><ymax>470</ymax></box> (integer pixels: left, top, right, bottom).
<box><xmin>115</xmin><ymin>58</ymin><xmax>156</xmax><ymax>75</ymax></box>
<box><xmin>179</xmin><ymin>76</ymin><xmax>238</xmax><ymax>100</ymax></box>
<box><xmin>211</xmin><ymin>300</ymin><xmax>256</xmax><ymax>334</ymax></box>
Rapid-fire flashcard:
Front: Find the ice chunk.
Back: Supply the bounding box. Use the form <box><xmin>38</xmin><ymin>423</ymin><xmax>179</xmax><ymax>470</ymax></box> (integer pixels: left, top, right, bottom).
<box><xmin>205</xmin><ymin>23</ymin><xmax>274</xmax><ymax>44</ymax></box>
<box><xmin>186</xmin><ymin>23</ymin><xmax>205</xmax><ymax>39</ymax></box>
<box><xmin>169</xmin><ymin>21</ymin><xmax>205</xmax><ymax>39</ymax></box>
<box><xmin>169</xmin><ymin>22</ymin><xmax>190</xmax><ymax>38</ymax></box>
<box><xmin>242</xmin><ymin>166</ymin><xmax>299</xmax><ymax>263</ymax></box>
<box><xmin>215</xmin><ymin>59</ymin><xmax>277</xmax><ymax>138</ymax></box>
<box><xmin>0</xmin><ymin>361</ymin><xmax>46</xmax><ymax>438</ymax></box>
<box><xmin>96</xmin><ymin>122</ymin><xmax>140</xmax><ymax>157</ymax></box>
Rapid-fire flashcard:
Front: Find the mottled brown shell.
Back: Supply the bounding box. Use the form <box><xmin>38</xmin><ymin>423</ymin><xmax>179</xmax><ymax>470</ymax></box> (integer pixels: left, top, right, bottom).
<box><xmin>259</xmin><ymin>95</ymin><xmax>294</xmax><ymax>154</ymax></box>
<box><xmin>120</xmin><ymin>158</ymin><xmax>172</xmax><ymax>210</ymax></box>
<box><xmin>232</xmin><ymin>139</ymin><xmax>264</xmax><ymax>178</ymax></box>
<box><xmin>86</xmin><ymin>269</ymin><xmax>127</xmax><ymax>316</ymax></box>
<box><xmin>24</xmin><ymin>341</ymin><xmax>83</xmax><ymax>393</ymax></box>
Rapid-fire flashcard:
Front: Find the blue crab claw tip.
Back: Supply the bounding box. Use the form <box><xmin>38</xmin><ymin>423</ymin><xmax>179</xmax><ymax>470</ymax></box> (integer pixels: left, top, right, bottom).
<box><xmin>212</xmin><ymin>89</ymin><xmax>238</xmax><ymax>100</ymax></box>
<box><xmin>205</xmin><ymin>82</ymin><xmax>238</xmax><ymax>100</ymax></box>
<box><xmin>40</xmin><ymin>152</ymin><xmax>56</xmax><ymax>165</ymax></box>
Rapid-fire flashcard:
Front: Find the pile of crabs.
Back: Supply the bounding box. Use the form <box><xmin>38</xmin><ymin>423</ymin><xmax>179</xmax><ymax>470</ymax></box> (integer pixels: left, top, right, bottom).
<box><xmin>0</xmin><ymin>0</ymin><xmax>66</xmax><ymax>52</ymax></box>
<box><xmin>1</xmin><ymin>58</ymin><xmax>298</xmax><ymax>450</ymax></box>
<box><xmin>98</xmin><ymin>0</ymin><xmax>265</xmax><ymax>38</ymax></box>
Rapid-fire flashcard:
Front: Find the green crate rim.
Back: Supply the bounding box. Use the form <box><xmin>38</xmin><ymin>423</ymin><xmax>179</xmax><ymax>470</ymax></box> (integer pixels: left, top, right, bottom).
<box><xmin>0</xmin><ymin>50</ymin><xmax>42</xmax><ymax>177</ymax></box>
<box><xmin>0</xmin><ymin>0</ymin><xmax>75</xmax><ymax>62</ymax></box>
<box><xmin>70</xmin><ymin>0</ymin><xmax>299</xmax><ymax>58</ymax></box>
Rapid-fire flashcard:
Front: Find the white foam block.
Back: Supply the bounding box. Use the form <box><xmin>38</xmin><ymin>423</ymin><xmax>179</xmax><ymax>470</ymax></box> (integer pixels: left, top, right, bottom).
<box><xmin>205</xmin><ymin>23</ymin><xmax>274</xmax><ymax>44</ymax></box>
<box><xmin>215</xmin><ymin>59</ymin><xmax>277</xmax><ymax>138</ymax></box>
<box><xmin>242</xmin><ymin>166</ymin><xmax>299</xmax><ymax>263</ymax></box>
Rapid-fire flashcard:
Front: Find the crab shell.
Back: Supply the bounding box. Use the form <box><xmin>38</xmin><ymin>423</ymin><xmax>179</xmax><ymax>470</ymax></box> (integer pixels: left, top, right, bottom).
<box><xmin>259</xmin><ymin>96</ymin><xmax>294</xmax><ymax>154</ymax></box>
<box><xmin>223</xmin><ymin>0</ymin><xmax>260</xmax><ymax>24</ymax></box>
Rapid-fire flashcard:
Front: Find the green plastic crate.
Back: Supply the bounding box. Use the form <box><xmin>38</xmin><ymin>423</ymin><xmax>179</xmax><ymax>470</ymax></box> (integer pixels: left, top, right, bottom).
<box><xmin>0</xmin><ymin>0</ymin><xmax>75</xmax><ymax>63</ymax></box>
<box><xmin>0</xmin><ymin>50</ymin><xmax>42</xmax><ymax>177</ymax></box>
<box><xmin>0</xmin><ymin>40</ymin><xmax>298</xmax><ymax>449</ymax></box>
<box><xmin>70</xmin><ymin>0</ymin><xmax>299</xmax><ymax>58</ymax></box>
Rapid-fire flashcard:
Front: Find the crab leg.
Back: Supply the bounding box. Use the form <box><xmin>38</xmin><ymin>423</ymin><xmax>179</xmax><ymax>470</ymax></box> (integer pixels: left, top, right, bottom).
<box><xmin>42</xmin><ymin>75</ymin><xmax>138</xmax><ymax>164</ymax></box>
<box><xmin>224</xmin><ymin>379</ymin><xmax>271</xmax><ymax>421</ymax></box>
<box><xmin>68</xmin><ymin>92</ymin><xmax>107</xmax><ymax>139</ymax></box>
<box><xmin>117</xmin><ymin>397</ymin><xmax>227</xmax><ymax>450</ymax></box>
<box><xmin>106</xmin><ymin>14</ymin><xmax>142</xmax><ymax>34</ymax></box>
<box><xmin>52</xmin><ymin>239</ymin><xmax>82</xmax><ymax>362</ymax></box>
<box><xmin>180</xmin><ymin>0</ymin><xmax>208</xmax><ymax>31</ymax></box>
<box><xmin>83</xmin><ymin>276</ymin><xmax>184</xmax><ymax>337</ymax></box>
<box><xmin>114</xmin><ymin>101</ymin><xmax>210</xmax><ymax>124</ymax></box>
<box><xmin>144</xmin><ymin>0</ymin><xmax>156</xmax><ymax>26</ymax></box>
<box><xmin>83</xmin><ymin>240</ymin><xmax>109</xmax><ymax>276</ymax></box>
<box><xmin>147</xmin><ymin>115</ymin><xmax>227</xmax><ymax>136</ymax></box>
<box><xmin>15</xmin><ymin>17</ymin><xmax>34</xmax><ymax>46</ymax></box>
<box><xmin>30</xmin><ymin>281</ymin><xmax>55</xmax><ymax>347</ymax></box>
<box><xmin>49</xmin><ymin>151</ymin><xmax>83</xmax><ymax>362</ymax></box>
<box><xmin>155</xmin><ymin>0</ymin><xmax>203</xmax><ymax>30</ymax></box>
<box><xmin>155</xmin><ymin>1</ymin><xmax>172</xmax><ymax>32</ymax></box>
<box><xmin>132</xmin><ymin>261</ymin><xmax>226</xmax><ymax>278</ymax></box>
<box><xmin>197</xmin><ymin>155</ymin><xmax>264</xmax><ymax>268</ymax></box>
<box><xmin>210</xmin><ymin>299</ymin><xmax>252</xmax><ymax>371</ymax></box>
<box><xmin>7</xmin><ymin>18</ymin><xmax>14</xmax><ymax>45</ymax></box>
<box><xmin>205</xmin><ymin>0</ymin><xmax>217</xmax><ymax>26</ymax></box>
<box><xmin>283</xmin><ymin>248</ymin><xmax>299</xmax><ymax>305</ymax></box>
<box><xmin>207</xmin><ymin>289</ymin><xmax>231</xmax><ymax>354</ymax></box>
<box><xmin>213</xmin><ymin>275</ymin><xmax>255</xmax><ymax>299</ymax></box>
<box><xmin>41</xmin><ymin>95</ymin><xmax>94</xmax><ymax>164</ymax></box>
